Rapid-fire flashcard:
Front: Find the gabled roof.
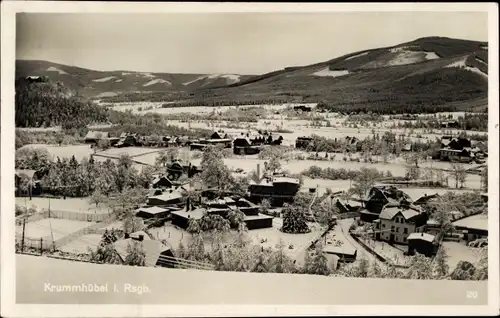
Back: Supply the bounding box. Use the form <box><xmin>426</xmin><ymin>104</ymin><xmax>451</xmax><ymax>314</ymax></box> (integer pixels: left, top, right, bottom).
<box><xmin>379</xmin><ymin>206</ymin><xmax>422</xmax><ymax>220</ymax></box>
<box><xmin>15</xmin><ymin>169</ymin><xmax>38</xmax><ymax>180</ymax></box>
<box><xmin>407</xmin><ymin>232</ymin><xmax>436</xmax><ymax>243</ymax></box>
<box><xmin>273</xmin><ymin>176</ymin><xmax>300</xmax><ymax>185</ymax></box>
<box><xmin>148</xmin><ymin>191</ymin><xmax>183</xmax><ymax>203</ymax></box>
<box><xmin>136</xmin><ymin>206</ymin><xmax>170</xmax><ymax>215</ymax></box>
<box><xmin>113</xmin><ymin>238</ymin><xmax>171</xmax><ymax>267</ymax></box>
<box><xmin>452</xmin><ymin>213</ymin><xmax>488</xmax><ymax>232</ymax></box>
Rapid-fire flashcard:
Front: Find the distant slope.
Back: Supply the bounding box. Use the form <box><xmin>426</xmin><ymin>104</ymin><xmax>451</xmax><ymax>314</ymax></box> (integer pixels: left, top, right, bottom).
<box><xmin>204</xmin><ymin>36</ymin><xmax>488</xmax><ymax>113</ymax></box>
<box><xmin>15</xmin><ymin>60</ymin><xmax>253</xmax><ymax>98</ymax></box>
<box><xmin>16</xmin><ymin>37</ymin><xmax>488</xmax><ymax>113</ymax></box>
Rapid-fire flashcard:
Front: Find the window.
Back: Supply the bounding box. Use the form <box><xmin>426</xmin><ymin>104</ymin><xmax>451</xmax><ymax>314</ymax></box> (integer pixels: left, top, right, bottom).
<box><xmin>382</xmin><ymin>223</ymin><xmax>385</xmax><ymax>228</ymax></box>
<box><xmin>396</xmin><ymin>227</ymin><xmax>399</xmax><ymax>233</ymax></box>
<box><xmin>404</xmin><ymin>237</ymin><xmax>407</xmax><ymax>242</ymax></box>
<box><xmin>391</xmin><ymin>226</ymin><xmax>395</xmax><ymax>232</ymax></box>
<box><xmin>404</xmin><ymin>228</ymin><xmax>408</xmax><ymax>234</ymax></box>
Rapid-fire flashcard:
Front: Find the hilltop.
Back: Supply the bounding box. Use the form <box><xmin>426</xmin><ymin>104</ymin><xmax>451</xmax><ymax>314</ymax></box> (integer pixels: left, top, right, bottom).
<box><xmin>15</xmin><ymin>60</ymin><xmax>253</xmax><ymax>98</ymax></box>
<box><xmin>16</xmin><ymin>37</ymin><xmax>488</xmax><ymax>113</ymax></box>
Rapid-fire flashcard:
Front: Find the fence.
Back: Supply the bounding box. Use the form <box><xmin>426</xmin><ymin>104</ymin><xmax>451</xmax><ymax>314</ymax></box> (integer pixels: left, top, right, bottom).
<box><xmin>350</xmin><ymin>232</ymin><xmax>409</xmax><ymax>269</ymax></box>
<box><xmin>52</xmin><ymin>217</ymin><xmax>116</xmax><ymax>249</ymax></box>
<box><xmin>48</xmin><ymin>209</ymin><xmax>113</xmax><ymax>222</ymax></box>
<box><xmin>16</xmin><ymin>216</ymin><xmax>116</xmax><ymax>252</ymax></box>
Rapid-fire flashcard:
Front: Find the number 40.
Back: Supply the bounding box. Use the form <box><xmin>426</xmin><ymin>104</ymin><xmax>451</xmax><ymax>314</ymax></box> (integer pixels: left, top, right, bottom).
<box><xmin>467</xmin><ymin>291</ymin><xmax>478</xmax><ymax>299</ymax></box>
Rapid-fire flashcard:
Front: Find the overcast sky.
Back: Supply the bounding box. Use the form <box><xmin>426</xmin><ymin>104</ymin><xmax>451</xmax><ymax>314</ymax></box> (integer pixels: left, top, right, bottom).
<box><xmin>16</xmin><ymin>12</ymin><xmax>488</xmax><ymax>75</ymax></box>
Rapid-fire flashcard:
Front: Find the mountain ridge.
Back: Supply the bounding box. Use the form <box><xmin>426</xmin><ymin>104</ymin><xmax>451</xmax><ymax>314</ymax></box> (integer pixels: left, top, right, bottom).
<box><xmin>16</xmin><ymin>36</ymin><xmax>488</xmax><ymax>113</ymax></box>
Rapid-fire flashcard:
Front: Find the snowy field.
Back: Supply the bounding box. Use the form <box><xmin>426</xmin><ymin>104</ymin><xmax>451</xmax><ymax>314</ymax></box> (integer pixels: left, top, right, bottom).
<box><xmin>16</xmin><ymin>218</ymin><xmax>95</xmax><ymax>240</ymax></box>
<box><xmin>442</xmin><ymin>241</ymin><xmax>481</xmax><ymax>273</ymax></box>
<box><xmin>16</xmin><ymin>197</ymin><xmax>111</xmax><ymax>214</ymax></box>
<box><xmin>19</xmin><ymin>144</ymin><xmax>94</xmax><ymax>161</ymax></box>
<box><xmin>59</xmin><ymin>234</ymin><xmax>103</xmax><ymax>254</ymax></box>
<box><xmin>96</xmin><ymin>146</ymin><xmax>162</xmax><ymax>158</ymax></box>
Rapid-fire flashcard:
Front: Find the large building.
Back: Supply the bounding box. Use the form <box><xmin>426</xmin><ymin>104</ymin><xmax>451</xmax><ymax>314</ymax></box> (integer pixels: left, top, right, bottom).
<box><xmin>360</xmin><ymin>186</ymin><xmax>413</xmax><ymax>221</ymax></box>
<box><xmin>452</xmin><ymin>213</ymin><xmax>488</xmax><ymax>242</ymax></box>
<box><xmin>374</xmin><ymin>205</ymin><xmax>428</xmax><ymax>244</ymax></box>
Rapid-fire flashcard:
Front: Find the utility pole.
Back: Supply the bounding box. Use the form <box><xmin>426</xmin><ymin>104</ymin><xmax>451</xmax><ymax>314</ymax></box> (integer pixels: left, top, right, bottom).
<box><xmin>21</xmin><ymin>218</ymin><xmax>26</xmax><ymax>253</ymax></box>
<box><xmin>40</xmin><ymin>238</ymin><xmax>43</xmax><ymax>255</ymax></box>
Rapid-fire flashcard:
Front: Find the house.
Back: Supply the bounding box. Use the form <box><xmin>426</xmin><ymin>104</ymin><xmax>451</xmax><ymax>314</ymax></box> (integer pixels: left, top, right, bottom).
<box><xmin>375</xmin><ymin>205</ymin><xmax>428</xmax><ymax>244</ymax></box>
<box><xmin>440</xmin><ymin>136</ymin><xmax>471</xmax><ymax>150</ymax></box>
<box><xmin>166</xmin><ymin>160</ymin><xmax>202</xmax><ymax>181</ymax></box>
<box><xmin>151</xmin><ymin>175</ymin><xmax>174</xmax><ymax>189</ymax></box>
<box><xmin>345</xmin><ymin>136</ymin><xmax>360</xmax><ymax>146</ymax></box>
<box><xmin>407</xmin><ymin>233</ymin><xmax>439</xmax><ymax>257</ymax></box>
<box><xmin>24</xmin><ymin>75</ymin><xmax>46</xmax><ymax>83</ymax></box>
<box><xmin>294</xmin><ymin>105</ymin><xmax>312</xmax><ymax>112</ymax></box>
<box><xmin>210</xmin><ymin>130</ymin><xmax>228</xmax><ymax>140</ymax></box>
<box><xmin>15</xmin><ymin>169</ymin><xmax>42</xmax><ymax>197</ymax></box>
<box><xmin>323</xmin><ymin>244</ymin><xmax>357</xmax><ymax>263</ymax></box>
<box><xmin>295</xmin><ymin>137</ymin><xmax>313</xmax><ymax>149</ymax></box>
<box><xmin>147</xmin><ymin>190</ymin><xmax>183</xmax><ymax>206</ymax></box>
<box><xmin>248</xmin><ymin>175</ymin><xmax>300</xmax><ymax>205</ymax></box>
<box><xmin>438</xmin><ymin>148</ymin><xmax>475</xmax><ymax>163</ymax></box>
<box><xmin>440</xmin><ymin>120</ymin><xmax>460</xmax><ymax>129</ymax></box>
<box><xmin>363</xmin><ymin>186</ymin><xmax>413</xmax><ymax>216</ymax></box>
<box><xmin>171</xmin><ymin>196</ymin><xmax>273</xmax><ymax>230</ymax></box>
<box><xmin>135</xmin><ymin>206</ymin><xmax>170</xmax><ymax>219</ymax></box>
<box><xmin>85</xmin><ymin>131</ymin><xmax>110</xmax><ymax>144</ymax></box>
<box><xmin>233</xmin><ymin>136</ymin><xmax>261</xmax><ymax>155</ymax></box>
<box><xmin>452</xmin><ymin>214</ymin><xmax>488</xmax><ymax>242</ymax></box>
<box><xmin>116</xmin><ymin>134</ymin><xmax>139</xmax><ymax>148</ymax></box>
<box><xmin>113</xmin><ymin>233</ymin><xmax>175</xmax><ymax>267</ymax></box>
<box><xmin>335</xmin><ymin>198</ymin><xmax>362</xmax><ymax>214</ymax></box>
<box><xmin>413</xmin><ymin>193</ymin><xmax>440</xmax><ymax>206</ymax></box>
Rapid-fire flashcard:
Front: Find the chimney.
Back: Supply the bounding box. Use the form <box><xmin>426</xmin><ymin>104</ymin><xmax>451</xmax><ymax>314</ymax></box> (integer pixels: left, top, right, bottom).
<box><xmin>138</xmin><ymin>234</ymin><xmax>144</xmax><ymax>241</ymax></box>
<box><xmin>257</xmin><ymin>164</ymin><xmax>260</xmax><ymax>179</ymax></box>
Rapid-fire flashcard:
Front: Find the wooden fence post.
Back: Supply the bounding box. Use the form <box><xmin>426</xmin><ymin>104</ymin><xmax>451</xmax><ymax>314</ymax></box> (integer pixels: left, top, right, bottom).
<box><xmin>40</xmin><ymin>238</ymin><xmax>43</xmax><ymax>255</ymax></box>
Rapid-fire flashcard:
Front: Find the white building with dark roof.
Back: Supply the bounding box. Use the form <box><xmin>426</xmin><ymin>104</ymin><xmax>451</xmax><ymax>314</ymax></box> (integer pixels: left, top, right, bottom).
<box><xmin>375</xmin><ymin>205</ymin><xmax>428</xmax><ymax>244</ymax></box>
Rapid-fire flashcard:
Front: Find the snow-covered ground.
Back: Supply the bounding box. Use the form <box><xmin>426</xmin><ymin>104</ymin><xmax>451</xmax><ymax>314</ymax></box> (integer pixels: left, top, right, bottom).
<box><xmin>92</xmin><ymin>76</ymin><xmax>116</xmax><ymax>82</ymax></box>
<box><xmin>46</xmin><ymin>66</ymin><xmax>68</xmax><ymax>75</ymax></box>
<box><xmin>425</xmin><ymin>52</ymin><xmax>440</xmax><ymax>60</ymax></box>
<box><xmin>183</xmin><ymin>74</ymin><xmax>241</xmax><ymax>86</ymax></box>
<box><xmin>445</xmin><ymin>57</ymin><xmax>487</xmax><ymax>78</ymax></box>
<box><xmin>59</xmin><ymin>233</ymin><xmax>102</xmax><ymax>254</ymax></box>
<box><xmin>345</xmin><ymin>52</ymin><xmax>369</xmax><ymax>61</ymax></box>
<box><xmin>312</xmin><ymin>67</ymin><xmax>349</xmax><ymax>78</ymax></box>
<box><xmin>15</xmin><ymin>197</ymin><xmax>111</xmax><ymax>214</ymax></box>
<box><xmin>143</xmin><ymin>78</ymin><xmax>172</xmax><ymax>87</ymax></box>
<box><xmin>16</xmin><ymin>218</ymin><xmax>95</xmax><ymax>240</ymax></box>
<box><xmin>442</xmin><ymin>241</ymin><xmax>482</xmax><ymax>273</ymax></box>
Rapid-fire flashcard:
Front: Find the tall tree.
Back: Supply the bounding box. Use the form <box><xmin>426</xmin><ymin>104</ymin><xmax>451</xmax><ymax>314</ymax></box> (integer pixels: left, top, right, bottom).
<box><xmin>200</xmin><ymin>146</ymin><xmax>232</xmax><ymax>195</ymax></box>
<box><xmin>433</xmin><ymin>246</ymin><xmax>449</xmax><ymax>279</ymax></box>
<box><xmin>124</xmin><ymin>242</ymin><xmax>146</xmax><ymax>266</ymax></box>
<box><xmin>281</xmin><ymin>203</ymin><xmax>310</xmax><ymax>234</ymax></box>
<box><xmin>305</xmin><ymin>242</ymin><xmax>331</xmax><ymax>276</ymax></box>
<box><xmin>450</xmin><ymin>163</ymin><xmax>467</xmax><ymax>189</ymax></box>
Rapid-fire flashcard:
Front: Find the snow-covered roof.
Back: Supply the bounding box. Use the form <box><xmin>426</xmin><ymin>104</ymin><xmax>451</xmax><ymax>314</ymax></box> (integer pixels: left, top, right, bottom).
<box><xmin>136</xmin><ymin>206</ymin><xmax>169</xmax><ymax>215</ymax></box>
<box><xmin>407</xmin><ymin>232</ymin><xmax>436</xmax><ymax>243</ymax></box>
<box><xmin>379</xmin><ymin>206</ymin><xmax>421</xmax><ymax>220</ymax></box>
<box><xmin>113</xmin><ymin>238</ymin><xmax>171</xmax><ymax>267</ymax></box>
<box><xmin>452</xmin><ymin>214</ymin><xmax>488</xmax><ymax>232</ymax></box>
